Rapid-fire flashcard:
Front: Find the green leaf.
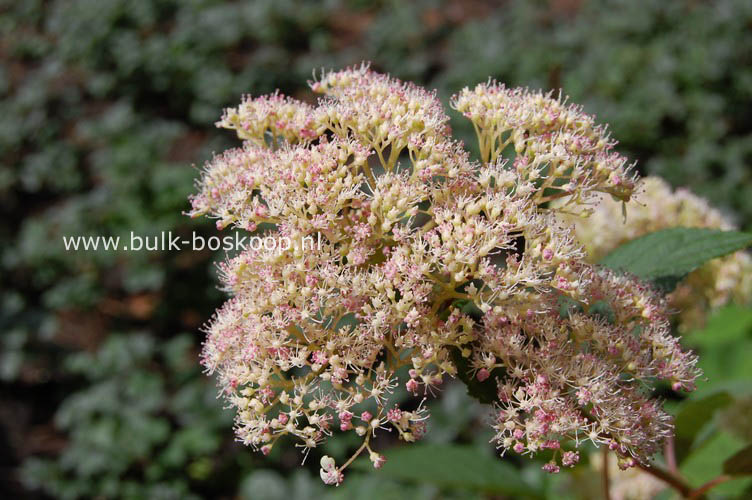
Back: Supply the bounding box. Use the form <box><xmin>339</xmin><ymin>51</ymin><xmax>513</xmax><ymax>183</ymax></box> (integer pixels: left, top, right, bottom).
<box><xmin>354</xmin><ymin>444</ymin><xmax>539</xmax><ymax>497</ymax></box>
<box><xmin>450</xmin><ymin>348</ymin><xmax>503</xmax><ymax>405</ymax></box>
<box><xmin>587</xmin><ymin>300</ymin><xmax>615</xmax><ymax>324</ymax></box>
<box><xmin>724</xmin><ymin>444</ymin><xmax>752</xmax><ymax>476</ymax></box>
<box><xmin>674</xmin><ymin>391</ymin><xmax>734</xmax><ymax>464</ymax></box>
<box><xmin>557</xmin><ymin>294</ymin><xmax>583</xmax><ymax>318</ymax></box>
<box><xmin>680</xmin><ymin>432</ymin><xmax>752</xmax><ymax>495</ymax></box>
<box><xmin>688</xmin><ymin>305</ymin><xmax>752</xmax><ymax>349</ymax></box>
<box><xmin>599</xmin><ymin>228</ymin><xmax>752</xmax><ymax>289</ymax></box>
<box><xmin>686</xmin><ymin>305</ymin><xmax>752</xmax><ymax>386</ymax></box>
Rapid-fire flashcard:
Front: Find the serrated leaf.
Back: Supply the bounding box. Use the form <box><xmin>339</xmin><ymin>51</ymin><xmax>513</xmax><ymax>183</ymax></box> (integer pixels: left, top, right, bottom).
<box><xmin>724</xmin><ymin>444</ymin><xmax>752</xmax><ymax>476</ymax></box>
<box><xmin>354</xmin><ymin>444</ymin><xmax>539</xmax><ymax>497</ymax></box>
<box><xmin>599</xmin><ymin>228</ymin><xmax>752</xmax><ymax>287</ymax></box>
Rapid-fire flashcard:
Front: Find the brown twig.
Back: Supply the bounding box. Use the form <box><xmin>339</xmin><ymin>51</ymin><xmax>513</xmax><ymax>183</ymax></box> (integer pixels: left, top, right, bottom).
<box><xmin>635</xmin><ymin>458</ymin><xmax>731</xmax><ymax>498</ymax></box>
<box><xmin>688</xmin><ymin>475</ymin><xmax>732</xmax><ymax>499</ymax></box>
<box><xmin>602</xmin><ymin>447</ymin><xmax>612</xmax><ymax>500</ymax></box>
<box><xmin>580</xmin><ymin>410</ymin><xmax>723</xmax><ymax>499</ymax></box>
<box><xmin>634</xmin><ymin>461</ymin><xmax>692</xmax><ymax>497</ymax></box>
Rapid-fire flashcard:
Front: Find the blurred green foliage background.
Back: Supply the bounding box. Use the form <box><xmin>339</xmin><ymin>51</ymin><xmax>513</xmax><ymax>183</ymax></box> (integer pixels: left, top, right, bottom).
<box><xmin>1</xmin><ymin>0</ymin><xmax>751</xmax><ymax>498</ymax></box>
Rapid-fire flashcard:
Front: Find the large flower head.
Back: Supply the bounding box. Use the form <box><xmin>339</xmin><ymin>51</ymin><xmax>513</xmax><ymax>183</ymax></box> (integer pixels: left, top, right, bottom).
<box><xmin>189</xmin><ymin>64</ymin><xmax>699</xmax><ymax>482</ymax></box>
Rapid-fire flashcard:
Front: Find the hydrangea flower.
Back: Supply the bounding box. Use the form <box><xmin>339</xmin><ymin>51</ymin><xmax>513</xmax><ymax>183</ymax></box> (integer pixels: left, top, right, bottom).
<box><xmin>189</xmin><ymin>64</ymin><xmax>700</xmax><ymax>483</ymax></box>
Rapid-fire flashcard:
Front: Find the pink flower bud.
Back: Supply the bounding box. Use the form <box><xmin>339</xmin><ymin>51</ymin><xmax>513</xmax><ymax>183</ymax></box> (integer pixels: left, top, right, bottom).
<box><xmin>542</xmin><ymin>461</ymin><xmax>560</xmax><ymax>474</ymax></box>
<box><xmin>476</xmin><ymin>368</ymin><xmax>490</xmax><ymax>382</ymax></box>
<box><xmin>562</xmin><ymin>451</ymin><xmax>579</xmax><ymax>467</ymax></box>
<box><xmin>406</xmin><ymin>379</ymin><xmax>419</xmax><ymax>395</ymax></box>
<box><xmin>370</xmin><ymin>452</ymin><xmax>386</xmax><ymax>469</ymax></box>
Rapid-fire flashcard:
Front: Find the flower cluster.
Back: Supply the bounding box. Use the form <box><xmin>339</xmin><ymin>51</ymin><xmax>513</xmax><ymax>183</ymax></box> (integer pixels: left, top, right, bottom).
<box><xmin>451</xmin><ymin>81</ymin><xmax>637</xmax><ymax>208</ymax></box>
<box><xmin>556</xmin><ymin>176</ymin><xmax>752</xmax><ymax>331</ymax></box>
<box><xmin>216</xmin><ymin>90</ymin><xmax>318</xmax><ymax>147</ymax></box>
<box><xmin>189</xmin><ymin>64</ymin><xmax>699</xmax><ymax>483</ymax></box>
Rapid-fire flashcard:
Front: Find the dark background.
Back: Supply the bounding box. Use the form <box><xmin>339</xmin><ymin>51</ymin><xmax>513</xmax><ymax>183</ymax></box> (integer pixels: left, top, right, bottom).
<box><xmin>2</xmin><ymin>1</ymin><xmax>751</xmax><ymax>498</ymax></box>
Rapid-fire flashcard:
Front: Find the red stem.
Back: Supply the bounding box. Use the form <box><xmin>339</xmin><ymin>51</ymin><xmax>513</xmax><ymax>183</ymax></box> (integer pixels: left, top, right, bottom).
<box><xmin>665</xmin><ymin>436</ymin><xmax>678</xmax><ymax>475</ymax></box>
<box><xmin>688</xmin><ymin>475</ymin><xmax>732</xmax><ymax>499</ymax></box>
<box><xmin>634</xmin><ymin>461</ymin><xmax>692</xmax><ymax>497</ymax></box>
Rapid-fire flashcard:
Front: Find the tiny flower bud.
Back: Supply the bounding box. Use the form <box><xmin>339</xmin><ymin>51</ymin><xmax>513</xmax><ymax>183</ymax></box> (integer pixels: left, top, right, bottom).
<box><xmin>476</xmin><ymin>368</ymin><xmax>490</xmax><ymax>382</ymax></box>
